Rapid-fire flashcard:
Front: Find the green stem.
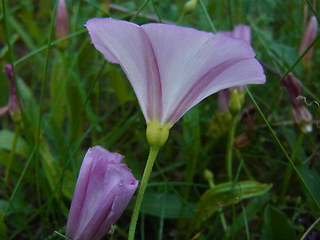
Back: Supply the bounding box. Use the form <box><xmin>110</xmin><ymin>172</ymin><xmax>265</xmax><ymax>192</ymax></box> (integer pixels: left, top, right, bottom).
<box><xmin>128</xmin><ymin>147</ymin><xmax>159</xmax><ymax>240</ymax></box>
<box><xmin>4</xmin><ymin>124</ymin><xmax>20</xmax><ymax>185</ymax></box>
<box><xmin>199</xmin><ymin>0</ymin><xmax>217</xmax><ymax>33</ymax></box>
<box><xmin>280</xmin><ymin>132</ymin><xmax>304</xmax><ymax>202</ymax></box>
<box><xmin>177</xmin><ymin>12</ymin><xmax>185</xmax><ymax>25</ymax></box>
<box><xmin>226</xmin><ymin>114</ymin><xmax>238</xmax><ymax>181</ymax></box>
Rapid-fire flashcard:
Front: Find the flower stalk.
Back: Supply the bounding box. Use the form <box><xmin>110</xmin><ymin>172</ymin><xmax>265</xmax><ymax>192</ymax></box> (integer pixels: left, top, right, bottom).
<box><xmin>280</xmin><ymin>132</ymin><xmax>304</xmax><ymax>202</ymax></box>
<box><xmin>226</xmin><ymin>113</ymin><xmax>238</xmax><ymax>181</ymax></box>
<box><xmin>128</xmin><ymin>146</ymin><xmax>159</xmax><ymax>240</ymax></box>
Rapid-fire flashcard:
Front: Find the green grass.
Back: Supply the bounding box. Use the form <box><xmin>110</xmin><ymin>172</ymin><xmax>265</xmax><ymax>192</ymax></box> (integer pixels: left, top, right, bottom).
<box><xmin>0</xmin><ymin>0</ymin><xmax>320</xmax><ymax>239</ymax></box>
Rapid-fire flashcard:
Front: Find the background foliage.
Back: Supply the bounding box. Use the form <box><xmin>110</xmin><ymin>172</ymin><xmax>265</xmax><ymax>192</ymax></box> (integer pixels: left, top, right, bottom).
<box><xmin>0</xmin><ymin>0</ymin><xmax>319</xmax><ymax>239</ymax></box>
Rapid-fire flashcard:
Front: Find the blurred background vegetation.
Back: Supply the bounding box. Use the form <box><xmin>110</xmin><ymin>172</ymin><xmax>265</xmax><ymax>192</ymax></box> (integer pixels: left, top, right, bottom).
<box><xmin>0</xmin><ymin>0</ymin><xmax>319</xmax><ymax>239</ymax></box>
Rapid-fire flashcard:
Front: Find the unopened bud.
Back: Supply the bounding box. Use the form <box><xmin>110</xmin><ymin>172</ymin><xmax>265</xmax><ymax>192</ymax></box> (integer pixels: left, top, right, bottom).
<box><xmin>222</xmin><ymin>24</ymin><xmax>251</xmax><ymax>45</ymax></box>
<box><xmin>229</xmin><ymin>88</ymin><xmax>245</xmax><ymax>113</ymax></box>
<box><xmin>204</xmin><ymin>169</ymin><xmax>214</xmax><ymax>188</ymax></box>
<box><xmin>231</xmin><ymin>25</ymin><xmax>251</xmax><ymax>44</ymax></box>
<box><xmin>55</xmin><ymin>0</ymin><xmax>69</xmax><ymax>48</ymax></box>
<box><xmin>218</xmin><ymin>89</ymin><xmax>230</xmax><ymax>113</ymax></box>
<box><xmin>292</xmin><ymin>105</ymin><xmax>313</xmax><ymax>132</ymax></box>
<box><xmin>183</xmin><ymin>0</ymin><xmax>198</xmax><ymax>14</ymax></box>
<box><xmin>1</xmin><ymin>65</ymin><xmax>21</xmax><ymax>123</ymax></box>
<box><xmin>299</xmin><ymin>15</ymin><xmax>318</xmax><ymax>62</ymax></box>
<box><xmin>282</xmin><ymin>73</ymin><xmax>313</xmax><ymax>133</ymax></box>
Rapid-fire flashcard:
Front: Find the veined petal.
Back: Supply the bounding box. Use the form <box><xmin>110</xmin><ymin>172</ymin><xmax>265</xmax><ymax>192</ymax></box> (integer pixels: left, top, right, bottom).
<box><xmin>86</xmin><ymin>18</ymin><xmax>266</xmax><ymax>126</ymax></box>
<box><xmin>93</xmin><ymin>171</ymin><xmax>138</xmax><ymax>239</ymax></box>
<box><xmin>168</xmin><ymin>58</ymin><xmax>264</xmax><ymax>123</ymax></box>
<box><xmin>73</xmin><ymin>162</ymin><xmax>136</xmax><ymax>240</ymax></box>
<box><xmin>66</xmin><ymin>146</ymin><xmax>138</xmax><ymax>240</ymax></box>
<box><xmin>141</xmin><ymin>24</ymin><xmax>265</xmax><ymax>124</ymax></box>
<box><xmin>85</xmin><ymin>18</ymin><xmax>162</xmax><ymax>122</ymax></box>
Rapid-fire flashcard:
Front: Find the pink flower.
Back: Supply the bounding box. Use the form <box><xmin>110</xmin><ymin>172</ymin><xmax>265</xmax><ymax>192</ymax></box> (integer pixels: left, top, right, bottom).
<box><xmin>299</xmin><ymin>15</ymin><xmax>318</xmax><ymax>60</ymax></box>
<box><xmin>85</xmin><ymin>18</ymin><xmax>265</xmax><ymax>127</ymax></box>
<box><xmin>282</xmin><ymin>73</ymin><xmax>312</xmax><ymax>132</ymax></box>
<box><xmin>0</xmin><ymin>65</ymin><xmax>21</xmax><ymax>121</ymax></box>
<box><xmin>66</xmin><ymin>146</ymin><xmax>138</xmax><ymax>240</ymax></box>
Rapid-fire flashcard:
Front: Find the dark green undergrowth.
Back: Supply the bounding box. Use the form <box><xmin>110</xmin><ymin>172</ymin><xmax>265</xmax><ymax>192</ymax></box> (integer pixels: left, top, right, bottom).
<box><xmin>0</xmin><ymin>0</ymin><xmax>319</xmax><ymax>239</ymax></box>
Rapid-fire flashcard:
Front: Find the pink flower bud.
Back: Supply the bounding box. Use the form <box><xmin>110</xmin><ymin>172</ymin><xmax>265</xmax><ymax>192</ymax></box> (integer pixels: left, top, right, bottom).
<box><xmin>0</xmin><ymin>65</ymin><xmax>21</xmax><ymax>122</ymax></box>
<box><xmin>55</xmin><ymin>0</ymin><xmax>69</xmax><ymax>48</ymax></box>
<box><xmin>282</xmin><ymin>73</ymin><xmax>313</xmax><ymax>132</ymax></box>
<box><xmin>222</xmin><ymin>24</ymin><xmax>251</xmax><ymax>44</ymax></box>
<box><xmin>299</xmin><ymin>15</ymin><xmax>318</xmax><ymax>61</ymax></box>
<box><xmin>218</xmin><ymin>89</ymin><xmax>230</xmax><ymax>113</ymax></box>
<box><xmin>230</xmin><ymin>24</ymin><xmax>251</xmax><ymax>44</ymax></box>
<box><xmin>66</xmin><ymin>146</ymin><xmax>138</xmax><ymax>240</ymax></box>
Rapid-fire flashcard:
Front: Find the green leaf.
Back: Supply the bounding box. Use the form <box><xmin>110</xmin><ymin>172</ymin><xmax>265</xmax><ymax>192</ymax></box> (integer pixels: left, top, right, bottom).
<box><xmin>50</xmin><ymin>51</ymin><xmax>67</xmax><ymax>127</ymax></box>
<box><xmin>0</xmin><ymin>220</ymin><xmax>7</xmax><ymax>239</ymax></box>
<box><xmin>262</xmin><ymin>205</ymin><xmax>296</xmax><ymax>240</ymax></box>
<box><xmin>140</xmin><ymin>191</ymin><xmax>195</xmax><ymax>219</ymax></box>
<box><xmin>67</xmin><ymin>83</ymin><xmax>84</xmax><ymax>142</ymax></box>
<box><xmin>182</xmin><ymin>106</ymin><xmax>201</xmax><ymax>186</ymax></box>
<box><xmin>61</xmin><ymin>169</ymin><xmax>76</xmax><ymax>200</ymax></box>
<box><xmin>9</xmin><ymin>16</ymin><xmax>36</xmax><ymax>51</ymax></box>
<box><xmin>231</xmin><ymin>193</ymin><xmax>270</xmax><ymax>233</ymax></box>
<box><xmin>298</xmin><ymin>163</ymin><xmax>320</xmax><ymax>205</ymax></box>
<box><xmin>0</xmin><ymin>150</ymin><xmax>24</xmax><ymax>174</ymax></box>
<box><xmin>195</xmin><ymin>180</ymin><xmax>272</xmax><ymax>221</ymax></box>
<box><xmin>0</xmin><ymin>130</ymin><xmax>30</xmax><ymax>157</ymax></box>
<box><xmin>39</xmin><ymin>142</ymin><xmax>76</xmax><ymax>201</ymax></box>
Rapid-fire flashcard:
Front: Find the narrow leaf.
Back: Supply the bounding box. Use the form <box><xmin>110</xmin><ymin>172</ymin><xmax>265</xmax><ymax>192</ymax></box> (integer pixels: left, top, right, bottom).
<box><xmin>195</xmin><ymin>180</ymin><xmax>272</xmax><ymax>221</ymax></box>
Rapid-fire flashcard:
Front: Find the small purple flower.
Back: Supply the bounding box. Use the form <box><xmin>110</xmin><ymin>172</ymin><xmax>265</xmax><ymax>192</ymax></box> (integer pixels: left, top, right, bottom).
<box><xmin>0</xmin><ymin>65</ymin><xmax>21</xmax><ymax>121</ymax></box>
<box><xmin>85</xmin><ymin>18</ymin><xmax>265</xmax><ymax>127</ymax></box>
<box><xmin>66</xmin><ymin>146</ymin><xmax>138</xmax><ymax>240</ymax></box>
<box><xmin>299</xmin><ymin>15</ymin><xmax>318</xmax><ymax>61</ymax></box>
<box><xmin>282</xmin><ymin>73</ymin><xmax>313</xmax><ymax>132</ymax></box>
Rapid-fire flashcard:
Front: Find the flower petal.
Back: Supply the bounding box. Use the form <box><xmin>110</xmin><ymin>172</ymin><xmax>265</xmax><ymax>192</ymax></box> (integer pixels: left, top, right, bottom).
<box><xmin>92</xmin><ymin>170</ymin><xmax>138</xmax><ymax>239</ymax></box>
<box><xmin>66</xmin><ymin>146</ymin><xmax>138</xmax><ymax>240</ymax></box>
<box><xmin>86</xmin><ymin>18</ymin><xmax>266</xmax><ymax>125</ymax></box>
<box><xmin>85</xmin><ymin>18</ymin><xmax>162</xmax><ymax>122</ymax></box>
<box><xmin>141</xmin><ymin>25</ymin><xmax>265</xmax><ymax>123</ymax></box>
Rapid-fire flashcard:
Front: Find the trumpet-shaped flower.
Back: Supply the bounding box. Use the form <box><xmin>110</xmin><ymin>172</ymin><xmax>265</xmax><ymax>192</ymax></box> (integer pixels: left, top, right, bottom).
<box><xmin>86</xmin><ymin>18</ymin><xmax>265</xmax><ymax>125</ymax></box>
<box><xmin>66</xmin><ymin>146</ymin><xmax>138</xmax><ymax>240</ymax></box>
<box><xmin>86</xmin><ymin>18</ymin><xmax>265</xmax><ymax>147</ymax></box>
